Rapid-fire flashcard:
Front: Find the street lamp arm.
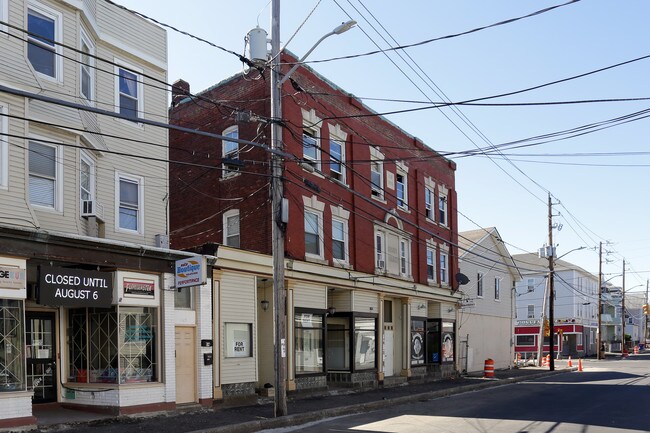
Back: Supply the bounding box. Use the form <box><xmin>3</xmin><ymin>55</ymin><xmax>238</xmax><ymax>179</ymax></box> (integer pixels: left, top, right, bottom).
<box><xmin>278</xmin><ymin>20</ymin><xmax>357</xmax><ymax>87</ymax></box>
<box><xmin>555</xmin><ymin>246</ymin><xmax>586</xmax><ymax>262</ymax></box>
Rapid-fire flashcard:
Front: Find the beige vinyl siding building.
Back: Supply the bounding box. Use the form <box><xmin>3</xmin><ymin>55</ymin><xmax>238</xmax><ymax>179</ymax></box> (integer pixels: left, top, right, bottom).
<box><xmin>457</xmin><ymin>227</ymin><xmax>521</xmax><ymax>373</ymax></box>
<box><xmin>0</xmin><ymin>1</ymin><xmax>214</xmax><ymax>429</ymax></box>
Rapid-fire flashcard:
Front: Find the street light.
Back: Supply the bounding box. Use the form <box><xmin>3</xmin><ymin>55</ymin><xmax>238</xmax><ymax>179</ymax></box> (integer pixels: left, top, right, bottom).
<box><xmin>268</xmin><ymin>3</ymin><xmax>356</xmax><ymax>417</ymax></box>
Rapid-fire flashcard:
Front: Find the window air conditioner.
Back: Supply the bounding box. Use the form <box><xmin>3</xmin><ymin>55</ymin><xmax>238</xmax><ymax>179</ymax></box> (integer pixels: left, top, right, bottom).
<box><xmin>81</xmin><ymin>199</ymin><xmax>96</xmax><ymax>217</ymax></box>
<box><xmin>377</xmin><ymin>260</ymin><xmax>385</xmax><ymax>269</ymax></box>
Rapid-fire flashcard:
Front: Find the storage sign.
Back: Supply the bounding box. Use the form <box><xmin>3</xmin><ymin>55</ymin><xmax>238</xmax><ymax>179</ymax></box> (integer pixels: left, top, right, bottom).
<box><xmin>175</xmin><ymin>256</ymin><xmax>207</xmax><ymax>289</ymax></box>
<box><xmin>39</xmin><ymin>266</ymin><xmax>113</xmax><ymax>307</ymax></box>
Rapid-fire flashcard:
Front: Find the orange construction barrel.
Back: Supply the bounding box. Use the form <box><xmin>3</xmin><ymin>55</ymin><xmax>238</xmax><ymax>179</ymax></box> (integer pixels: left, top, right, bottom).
<box><xmin>484</xmin><ymin>358</ymin><xmax>495</xmax><ymax>378</ymax></box>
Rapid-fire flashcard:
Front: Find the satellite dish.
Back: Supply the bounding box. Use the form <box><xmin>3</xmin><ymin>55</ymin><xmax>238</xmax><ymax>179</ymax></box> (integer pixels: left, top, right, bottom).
<box><xmin>455</xmin><ymin>273</ymin><xmax>470</xmax><ymax>286</ymax></box>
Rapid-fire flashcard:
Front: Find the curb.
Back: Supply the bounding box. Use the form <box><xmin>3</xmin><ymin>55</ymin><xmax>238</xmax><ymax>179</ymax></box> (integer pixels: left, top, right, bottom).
<box><xmin>193</xmin><ymin>368</ymin><xmax>572</xmax><ymax>433</ymax></box>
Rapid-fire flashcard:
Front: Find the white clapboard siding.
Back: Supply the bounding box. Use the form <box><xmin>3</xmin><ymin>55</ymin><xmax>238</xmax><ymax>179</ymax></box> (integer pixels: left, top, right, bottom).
<box><xmin>292</xmin><ymin>282</ymin><xmax>326</xmax><ymax>309</ymax></box>
<box><xmin>353</xmin><ymin>291</ymin><xmax>378</xmax><ymax>314</ymax></box>
<box><xmin>329</xmin><ymin>289</ymin><xmax>352</xmax><ymax>311</ymax></box>
<box><xmin>219</xmin><ymin>271</ymin><xmax>257</xmax><ymax>384</ymax></box>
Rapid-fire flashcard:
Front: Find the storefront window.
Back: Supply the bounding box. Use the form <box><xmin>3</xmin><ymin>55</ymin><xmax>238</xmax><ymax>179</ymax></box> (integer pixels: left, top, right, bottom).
<box><xmin>0</xmin><ymin>300</ymin><xmax>24</xmax><ymax>391</ymax></box>
<box><xmin>354</xmin><ymin>317</ymin><xmax>376</xmax><ymax>370</ymax></box>
<box><xmin>225</xmin><ymin>323</ymin><xmax>252</xmax><ymax>358</ymax></box>
<box><xmin>119</xmin><ymin>307</ymin><xmax>156</xmax><ymax>383</ymax></box>
<box><xmin>411</xmin><ymin>319</ymin><xmax>425</xmax><ymax>366</ymax></box>
<box><xmin>326</xmin><ymin>317</ymin><xmax>350</xmax><ymax>371</ymax></box>
<box><xmin>294</xmin><ymin>312</ymin><xmax>324</xmax><ymax>374</ymax></box>
<box><xmin>68</xmin><ymin>306</ymin><xmax>157</xmax><ymax>384</ymax></box>
<box><xmin>441</xmin><ymin>321</ymin><xmax>455</xmax><ymax>363</ymax></box>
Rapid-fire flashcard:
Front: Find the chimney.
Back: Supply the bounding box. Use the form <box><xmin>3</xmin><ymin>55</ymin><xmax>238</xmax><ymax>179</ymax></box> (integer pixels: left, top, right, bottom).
<box><xmin>171</xmin><ymin>79</ymin><xmax>190</xmax><ymax>107</ymax></box>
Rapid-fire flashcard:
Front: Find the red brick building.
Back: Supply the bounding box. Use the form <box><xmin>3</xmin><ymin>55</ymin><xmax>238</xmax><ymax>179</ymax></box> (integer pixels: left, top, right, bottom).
<box><xmin>169</xmin><ymin>53</ymin><xmax>461</xmax><ymax>392</ymax></box>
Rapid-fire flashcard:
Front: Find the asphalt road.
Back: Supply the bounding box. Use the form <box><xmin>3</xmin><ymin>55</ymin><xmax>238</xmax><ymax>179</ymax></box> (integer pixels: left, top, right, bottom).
<box><xmin>264</xmin><ymin>355</ymin><xmax>650</xmax><ymax>433</ymax></box>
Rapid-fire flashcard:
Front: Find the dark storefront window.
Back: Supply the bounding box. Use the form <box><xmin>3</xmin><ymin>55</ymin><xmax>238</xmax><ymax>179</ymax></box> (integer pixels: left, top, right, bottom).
<box><xmin>411</xmin><ymin>318</ymin><xmax>426</xmax><ymax>365</ymax></box>
<box><xmin>354</xmin><ymin>317</ymin><xmax>376</xmax><ymax>370</ymax></box>
<box><xmin>295</xmin><ymin>311</ymin><xmax>324</xmax><ymax>374</ymax></box>
<box><xmin>68</xmin><ymin>306</ymin><xmax>157</xmax><ymax>384</ymax></box>
<box><xmin>0</xmin><ymin>300</ymin><xmax>24</xmax><ymax>391</ymax></box>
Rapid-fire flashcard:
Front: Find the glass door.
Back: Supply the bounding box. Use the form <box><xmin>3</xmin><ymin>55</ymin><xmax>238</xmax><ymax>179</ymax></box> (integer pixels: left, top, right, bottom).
<box><xmin>26</xmin><ymin>312</ymin><xmax>57</xmax><ymax>403</ymax></box>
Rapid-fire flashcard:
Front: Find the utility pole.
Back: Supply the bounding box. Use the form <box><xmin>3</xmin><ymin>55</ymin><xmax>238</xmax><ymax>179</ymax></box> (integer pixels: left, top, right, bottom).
<box><xmin>643</xmin><ymin>279</ymin><xmax>650</xmax><ymax>346</ymax></box>
<box><xmin>621</xmin><ymin>260</ymin><xmax>625</xmax><ymax>356</ymax></box>
<box><xmin>547</xmin><ymin>193</ymin><xmax>555</xmax><ymax>371</ymax></box>
<box><xmin>597</xmin><ymin>241</ymin><xmax>603</xmax><ymax>359</ymax></box>
<box><xmin>270</xmin><ymin>0</ymin><xmax>287</xmax><ymax>417</ymax></box>
<box><xmin>536</xmin><ymin>276</ymin><xmax>549</xmax><ymax>366</ymax></box>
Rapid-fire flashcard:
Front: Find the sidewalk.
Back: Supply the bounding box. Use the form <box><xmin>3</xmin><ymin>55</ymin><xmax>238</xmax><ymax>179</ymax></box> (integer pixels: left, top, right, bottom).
<box><xmin>32</xmin><ymin>366</ymin><xmax>574</xmax><ymax>433</ymax></box>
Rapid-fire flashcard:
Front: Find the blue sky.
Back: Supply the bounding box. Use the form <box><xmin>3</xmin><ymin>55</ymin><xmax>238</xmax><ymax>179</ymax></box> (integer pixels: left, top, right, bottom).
<box><xmin>117</xmin><ymin>0</ymin><xmax>650</xmax><ymax>292</ymax></box>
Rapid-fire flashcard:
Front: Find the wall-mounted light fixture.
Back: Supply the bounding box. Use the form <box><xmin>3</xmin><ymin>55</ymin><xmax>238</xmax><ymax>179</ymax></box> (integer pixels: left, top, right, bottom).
<box><xmin>260</xmin><ymin>278</ymin><xmax>270</xmax><ymax>311</ymax></box>
<box><xmin>417</xmin><ymin>303</ymin><xmax>426</xmax><ymax>310</ymax></box>
<box><xmin>327</xmin><ymin>306</ymin><xmax>336</xmax><ymax>316</ymax></box>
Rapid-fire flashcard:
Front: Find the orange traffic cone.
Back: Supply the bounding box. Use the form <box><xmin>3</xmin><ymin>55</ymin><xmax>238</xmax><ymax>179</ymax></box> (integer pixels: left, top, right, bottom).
<box><xmin>541</xmin><ymin>355</ymin><xmax>547</xmax><ymax>367</ymax></box>
<box><xmin>546</xmin><ymin>354</ymin><xmax>550</xmax><ymax>368</ymax></box>
<box><xmin>578</xmin><ymin>358</ymin><xmax>583</xmax><ymax>372</ymax></box>
<box><xmin>568</xmin><ymin>356</ymin><xmax>573</xmax><ymax>367</ymax></box>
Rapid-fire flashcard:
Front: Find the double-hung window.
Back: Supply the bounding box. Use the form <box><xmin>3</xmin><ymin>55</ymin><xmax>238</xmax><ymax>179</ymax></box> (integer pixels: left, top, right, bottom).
<box><xmin>477</xmin><ymin>272</ymin><xmax>484</xmax><ymax>297</ymax></box>
<box><xmin>115</xmin><ymin>61</ymin><xmax>143</xmax><ymax>122</ymax></box>
<box><xmin>29</xmin><ymin>140</ymin><xmax>61</xmax><ymax>209</ymax></box>
<box><xmin>527</xmin><ymin>304</ymin><xmax>535</xmax><ymax>319</ymax></box>
<box><xmin>80</xmin><ymin>29</ymin><xmax>94</xmax><ymax>102</ymax></box>
<box><xmin>27</xmin><ymin>3</ymin><xmax>61</xmax><ymax>79</ymax></box>
<box><xmin>426</xmin><ymin>248</ymin><xmax>435</xmax><ymax>281</ymax></box>
<box><xmin>438</xmin><ymin>191</ymin><xmax>448</xmax><ymax>226</ymax></box>
<box><xmin>302</xmin><ymin>129</ymin><xmax>319</xmax><ymax>169</ymax></box>
<box><xmin>396</xmin><ymin>173</ymin><xmax>407</xmax><ymax>209</ymax></box>
<box><xmin>439</xmin><ymin>252</ymin><xmax>448</xmax><ymax>285</ymax></box>
<box><xmin>399</xmin><ymin>239</ymin><xmax>410</xmax><ymax>277</ymax></box>
<box><xmin>222</xmin><ymin>126</ymin><xmax>240</xmax><ymax>177</ymax></box>
<box><xmin>329</xmin><ymin>139</ymin><xmax>344</xmax><ymax>182</ymax></box>
<box><xmin>79</xmin><ymin>151</ymin><xmax>95</xmax><ymax>214</ymax></box>
<box><xmin>223</xmin><ymin>209</ymin><xmax>240</xmax><ymax>248</ymax></box>
<box><xmin>304</xmin><ymin>210</ymin><xmax>322</xmax><ymax>258</ymax></box>
<box><xmin>375</xmin><ymin>232</ymin><xmax>385</xmax><ymax>270</ymax></box>
<box><xmin>370</xmin><ymin>147</ymin><xmax>384</xmax><ymax>199</ymax></box>
<box><xmin>332</xmin><ymin>218</ymin><xmax>347</xmax><ymax>263</ymax></box>
<box><xmin>425</xmin><ymin>187</ymin><xmax>434</xmax><ymax>220</ymax></box>
<box><xmin>116</xmin><ymin>173</ymin><xmax>143</xmax><ymax>233</ymax></box>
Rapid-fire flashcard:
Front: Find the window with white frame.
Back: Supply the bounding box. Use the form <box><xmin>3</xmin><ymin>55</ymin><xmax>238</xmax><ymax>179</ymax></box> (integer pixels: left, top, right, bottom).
<box><xmin>27</xmin><ymin>2</ymin><xmax>62</xmax><ymax>79</ymax></box>
<box><xmin>438</xmin><ymin>193</ymin><xmax>448</xmax><ymax>227</ymax></box>
<box><xmin>302</xmin><ymin>129</ymin><xmax>319</xmax><ymax>169</ymax></box>
<box><xmin>0</xmin><ymin>102</ymin><xmax>7</xmax><ymax>188</ymax></box>
<box><xmin>329</xmin><ymin>138</ymin><xmax>344</xmax><ymax>182</ymax></box>
<box><xmin>370</xmin><ymin>147</ymin><xmax>384</xmax><ymax>199</ymax></box>
<box><xmin>494</xmin><ymin>277</ymin><xmax>500</xmax><ymax>300</ymax></box>
<box><xmin>79</xmin><ymin>151</ymin><xmax>95</xmax><ymax>213</ymax></box>
<box><xmin>223</xmin><ymin>209</ymin><xmax>240</xmax><ymax>248</ymax></box>
<box><xmin>116</xmin><ymin>173</ymin><xmax>143</xmax><ymax>233</ymax></box>
<box><xmin>399</xmin><ymin>239</ymin><xmax>410</xmax><ymax>277</ymax></box>
<box><xmin>425</xmin><ymin>187</ymin><xmax>434</xmax><ymax>220</ymax></box>
<box><xmin>439</xmin><ymin>252</ymin><xmax>448</xmax><ymax>285</ymax></box>
<box><xmin>222</xmin><ymin>126</ymin><xmax>240</xmax><ymax>177</ymax></box>
<box><xmin>79</xmin><ymin>28</ymin><xmax>94</xmax><ymax>102</ymax></box>
<box><xmin>396</xmin><ymin>172</ymin><xmax>407</xmax><ymax>209</ymax></box>
<box><xmin>328</xmin><ymin>124</ymin><xmax>347</xmax><ymax>183</ymax></box>
<box><xmin>477</xmin><ymin>272</ymin><xmax>484</xmax><ymax>297</ymax></box>
<box><xmin>115</xmin><ymin>62</ymin><xmax>143</xmax><ymax>121</ymax></box>
<box><xmin>304</xmin><ymin>209</ymin><xmax>322</xmax><ymax>259</ymax></box>
<box><xmin>332</xmin><ymin>218</ymin><xmax>348</xmax><ymax>263</ymax></box>
<box><xmin>375</xmin><ymin>232</ymin><xmax>385</xmax><ymax>270</ymax></box>
<box><xmin>29</xmin><ymin>140</ymin><xmax>61</xmax><ymax>209</ymax></box>
<box><xmin>527</xmin><ymin>304</ymin><xmax>535</xmax><ymax>319</ymax></box>
<box><xmin>527</xmin><ymin>278</ymin><xmax>535</xmax><ymax>291</ymax></box>
<box><xmin>426</xmin><ymin>247</ymin><xmax>435</xmax><ymax>281</ymax></box>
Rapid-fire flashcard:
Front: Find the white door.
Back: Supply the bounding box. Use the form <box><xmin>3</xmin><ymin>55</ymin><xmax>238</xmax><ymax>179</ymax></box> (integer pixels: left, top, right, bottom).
<box><xmin>175</xmin><ymin>326</ymin><xmax>196</xmax><ymax>404</ymax></box>
<box><xmin>383</xmin><ymin>326</ymin><xmax>394</xmax><ymax>376</ymax></box>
